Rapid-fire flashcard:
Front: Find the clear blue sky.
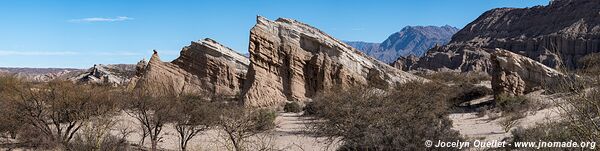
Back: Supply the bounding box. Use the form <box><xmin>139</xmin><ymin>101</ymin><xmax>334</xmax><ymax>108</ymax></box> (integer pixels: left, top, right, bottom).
<box><xmin>0</xmin><ymin>0</ymin><xmax>550</xmax><ymax>68</ymax></box>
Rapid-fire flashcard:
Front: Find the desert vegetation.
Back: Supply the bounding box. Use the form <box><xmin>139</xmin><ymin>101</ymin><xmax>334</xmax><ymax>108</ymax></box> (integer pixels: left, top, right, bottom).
<box><xmin>307</xmin><ymin>81</ymin><xmax>464</xmax><ymax>150</ymax></box>
<box><xmin>505</xmin><ymin>54</ymin><xmax>600</xmax><ymax>149</ymax></box>
<box><xmin>0</xmin><ymin>75</ymin><xmax>277</xmax><ymax>151</ymax></box>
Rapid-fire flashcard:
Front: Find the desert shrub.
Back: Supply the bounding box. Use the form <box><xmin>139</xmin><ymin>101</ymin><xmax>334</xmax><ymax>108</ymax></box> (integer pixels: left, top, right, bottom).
<box><xmin>0</xmin><ymin>76</ymin><xmax>24</xmax><ymax>138</ymax></box>
<box><xmin>495</xmin><ymin>93</ymin><xmax>531</xmax><ymax>114</ymax></box>
<box><xmin>283</xmin><ymin>101</ymin><xmax>302</xmax><ymax>113</ymax></box>
<box><xmin>498</xmin><ymin>113</ymin><xmax>525</xmax><ymax>133</ymax></box>
<box><xmin>3</xmin><ymin>80</ymin><xmax>120</xmax><ymax>148</ymax></box>
<box><xmin>509</xmin><ymin>121</ymin><xmax>582</xmax><ymax>151</ymax></box>
<box><xmin>578</xmin><ymin>53</ymin><xmax>600</xmax><ymax>76</ymax></box>
<box><xmin>309</xmin><ymin>81</ymin><xmax>463</xmax><ymax>150</ymax></box>
<box><xmin>558</xmin><ymin>87</ymin><xmax>600</xmax><ymax>142</ymax></box>
<box><xmin>69</xmin><ymin>134</ymin><xmax>129</xmax><ymax>151</ymax></box>
<box><xmin>303</xmin><ymin>101</ymin><xmax>318</xmax><ymax>115</ymax></box>
<box><xmin>15</xmin><ymin>125</ymin><xmax>60</xmax><ymax>150</ymax></box>
<box><xmin>124</xmin><ymin>89</ymin><xmax>178</xmax><ymax>151</ymax></box>
<box><xmin>171</xmin><ymin>95</ymin><xmax>219</xmax><ymax>151</ymax></box>
<box><xmin>543</xmin><ymin>74</ymin><xmax>588</xmax><ymax>94</ymax></box>
<box><xmin>509</xmin><ymin>77</ymin><xmax>600</xmax><ymax>150</ymax></box>
<box><xmin>217</xmin><ymin>105</ymin><xmax>277</xmax><ymax>151</ymax></box>
<box><xmin>68</xmin><ymin>117</ymin><xmax>130</xmax><ymax>151</ymax></box>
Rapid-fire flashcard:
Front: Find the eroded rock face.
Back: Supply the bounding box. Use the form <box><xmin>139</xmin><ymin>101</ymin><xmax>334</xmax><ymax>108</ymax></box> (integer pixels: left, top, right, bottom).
<box><xmin>133</xmin><ymin>38</ymin><xmax>249</xmax><ymax>97</ymax></box>
<box><xmin>241</xmin><ymin>16</ymin><xmax>424</xmax><ymax>107</ymax></box>
<box><xmin>491</xmin><ymin>49</ymin><xmax>566</xmax><ymax>96</ymax></box>
<box><xmin>413</xmin><ymin>0</ymin><xmax>600</xmax><ymax>72</ymax></box>
<box><xmin>71</xmin><ymin>64</ymin><xmax>137</xmax><ymax>86</ymax></box>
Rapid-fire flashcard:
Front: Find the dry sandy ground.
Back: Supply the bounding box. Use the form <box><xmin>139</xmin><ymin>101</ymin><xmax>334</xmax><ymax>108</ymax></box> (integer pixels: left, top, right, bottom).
<box><xmin>449</xmin><ymin>91</ymin><xmax>564</xmax><ymax>149</ymax></box>
<box><xmin>112</xmin><ymin>112</ymin><xmax>339</xmax><ymax>151</ymax></box>
<box><xmin>450</xmin><ymin>107</ymin><xmax>561</xmax><ymax>141</ymax></box>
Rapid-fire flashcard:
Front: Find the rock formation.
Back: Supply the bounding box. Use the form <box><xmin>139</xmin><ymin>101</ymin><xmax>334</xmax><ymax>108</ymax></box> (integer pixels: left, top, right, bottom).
<box><xmin>491</xmin><ymin>49</ymin><xmax>566</xmax><ymax>96</ymax></box>
<box><xmin>0</xmin><ymin>67</ymin><xmax>84</xmax><ymax>82</ymax></box>
<box><xmin>412</xmin><ymin>0</ymin><xmax>600</xmax><ymax>72</ymax></box>
<box><xmin>392</xmin><ymin>55</ymin><xmax>419</xmax><ymax>71</ymax></box>
<box><xmin>346</xmin><ymin>25</ymin><xmax>458</xmax><ymax>63</ymax></box>
<box><xmin>241</xmin><ymin>16</ymin><xmax>424</xmax><ymax>107</ymax></box>
<box><xmin>71</xmin><ymin>64</ymin><xmax>137</xmax><ymax>86</ymax></box>
<box><xmin>132</xmin><ymin>38</ymin><xmax>249</xmax><ymax>97</ymax></box>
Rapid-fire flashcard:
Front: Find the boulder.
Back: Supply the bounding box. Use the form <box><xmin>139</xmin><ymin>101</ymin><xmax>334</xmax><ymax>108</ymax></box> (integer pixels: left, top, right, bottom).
<box><xmin>491</xmin><ymin>49</ymin><xmax>566</xmax><ymax>96</ymax></box>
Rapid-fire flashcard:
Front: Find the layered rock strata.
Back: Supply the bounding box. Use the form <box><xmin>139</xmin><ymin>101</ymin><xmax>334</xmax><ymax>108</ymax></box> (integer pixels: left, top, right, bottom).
<box><xmin>133</xmin><ymin>38</ymin><xmax>249</xmax><ymax>97</ymax></box>
<box><xmin>241</xmin><ymin>16</ymin><xmax>424</xmax><ymax>107</ymax></box>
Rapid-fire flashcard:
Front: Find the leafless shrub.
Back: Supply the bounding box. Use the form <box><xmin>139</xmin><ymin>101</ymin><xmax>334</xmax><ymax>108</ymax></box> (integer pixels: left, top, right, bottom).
<box><xmin>2</xmin><ymin>79</ymin><xmax>120</xmax><ymax>148</ymax></box>
<box><xmin>124</xmin><ymin>89</ymin><xmax>177</xmax><ymax>151</ymax></box>
<box><xmin>217</xmin><ymin>105</ymin><xmax>277</xmax><ymax>151</ymax></box>
<box><xmin>171</xmin><ymin>94</ymin><xmax>219</xmax><ymax>151</ymax></box>
<box><xmin>308</xmin><ymin>81</ymin><xmax>463</xmax><ymax>150</ymax></box>
<box><xmin>509</xmin><ymin>75</ymin><xmax>600</xmax><ymax>148</ymax></box>
<box><xmin>498</xmin><ymin>113</ymin><xmax>524</xmax><ymax>133</ymax></box>
<box><xmin>68</xmin><ymin>116</ymin><xmax>130</xmax><ymax>151</ymax></box>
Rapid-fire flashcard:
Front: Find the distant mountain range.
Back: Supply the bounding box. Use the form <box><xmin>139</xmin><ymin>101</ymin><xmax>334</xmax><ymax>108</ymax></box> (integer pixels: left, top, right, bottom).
<box><xmin>346</xmin><ymin>25</ymin><xmax>459</xmax><ymax>63</ymax></box>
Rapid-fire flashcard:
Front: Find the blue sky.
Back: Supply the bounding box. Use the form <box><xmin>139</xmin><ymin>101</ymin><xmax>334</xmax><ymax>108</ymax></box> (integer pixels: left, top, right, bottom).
<box><xmin>0</xmin><ymin>0</ymin><xmax>550</xmax><ymax>68</ymax></box>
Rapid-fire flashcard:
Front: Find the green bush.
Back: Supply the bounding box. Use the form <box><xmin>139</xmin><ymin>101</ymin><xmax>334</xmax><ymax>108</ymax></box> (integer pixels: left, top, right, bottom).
<box><xmin>283</xmin><ymin>102</ymin><xmax>302</xmax><ymax>113</ymax></box>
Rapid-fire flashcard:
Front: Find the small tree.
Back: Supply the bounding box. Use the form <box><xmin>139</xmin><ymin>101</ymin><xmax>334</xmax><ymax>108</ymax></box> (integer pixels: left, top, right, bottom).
<box><xmin>124</xmin><ymin>89</ymin><xmax>176</xmax><ymax>151</ymax></box>
<box><xmin>218</xmin><ymin>105</ymin><xmax>276</xmax><ymax>151</ymax></box>
<box><xmin>4</xmin><ymin>80</ymin><xmax>119</xmax><ymax>148</ymax></box>
<box><xmin>171</xmin><ymin>95</ymin><xmax>218</xmax><ymax>151</ymax></box>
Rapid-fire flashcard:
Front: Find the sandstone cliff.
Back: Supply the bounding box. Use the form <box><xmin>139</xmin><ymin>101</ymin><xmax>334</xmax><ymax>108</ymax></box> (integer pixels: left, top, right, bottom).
<box><xmin>241</xmin><ymin>16</ymin><xmax>424</xmax><ymax>107</ymax></box>
<box><xmin>411</xmin><ymin>0</ymin><xmax>600</xmax><ymax>72</ymax></box>
<box><xmin>491</xmin><ymin>49</ymin><xmax>567</xmax><ymax>96</ymax></box>
<box><xmin>132</xmin><ymin>38</ymin><xmax>249</xmax><ymax>97</ymax></box>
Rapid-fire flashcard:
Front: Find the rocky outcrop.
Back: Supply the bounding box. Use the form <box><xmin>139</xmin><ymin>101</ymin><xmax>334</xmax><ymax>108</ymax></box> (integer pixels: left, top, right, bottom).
<box><xmin>413</xmin><ymin>0</ymin><xmax>600</xmax><ymax>72</ymax></box>
<box><xmin>241</xmin><ymin>16</ymin><xmax>424</xmax><ymax>107</ymax></box>
<box><xmin>491</xmin><ymin>49</ymin><xmax>566</xmax><ymax>96</ymax></box>
<box><xmin>71</xmin><ymin>64</ymin><xmax>137</xmax><ymax>86</ymax></box>
<box><xmin>392</xmin><ymin>55</ymin><xmax>419</xmax><ymax>71</ymax></box>
<box><xmin>133</xmin><ymin>38</ymin><xmax>249</xmax><ymax>97</ymax></box>
<box><xmin>346</xmin><ymin>25</ymin><xmax>458</xmax><ymax>63</ymax></box>
<box><xmin>0</xmin><ymin>67</ymin><xmax>84</xmax><ymax>82</ymax></box>
<box><xmin>410</xmin><ymin>45</ymin><xmax>495</xmax><ymax>73</ymax></box>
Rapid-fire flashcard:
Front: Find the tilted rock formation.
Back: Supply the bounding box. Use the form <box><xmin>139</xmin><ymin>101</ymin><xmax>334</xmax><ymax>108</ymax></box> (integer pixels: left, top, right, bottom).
<box><xmin>241</xmin><ymin>16</ymin><xmax>424</xmax><ymax>107</ymax></box>
<box><xmin>491</xmin><ymin>49</ymin><xmax>566</xmax><ymax>96</ymax></box>
<box><xmin>346</xmin><ymin>25</ymin><xmax>459</xmax><ymax>63</ymax></box>
<box><xmin>412</xmin><ymin>0</ymin><xmax>600</xmax><ymax>72</ymax></box>
<box><xmin>133</xmin><ymin>38</ymin><xmax>249</xmax><ymax>97</ymax></box>
<box><xmin>71</xmin><ymin>64</ymin><xmax>137</xmax><ymax>86</ymax></box>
